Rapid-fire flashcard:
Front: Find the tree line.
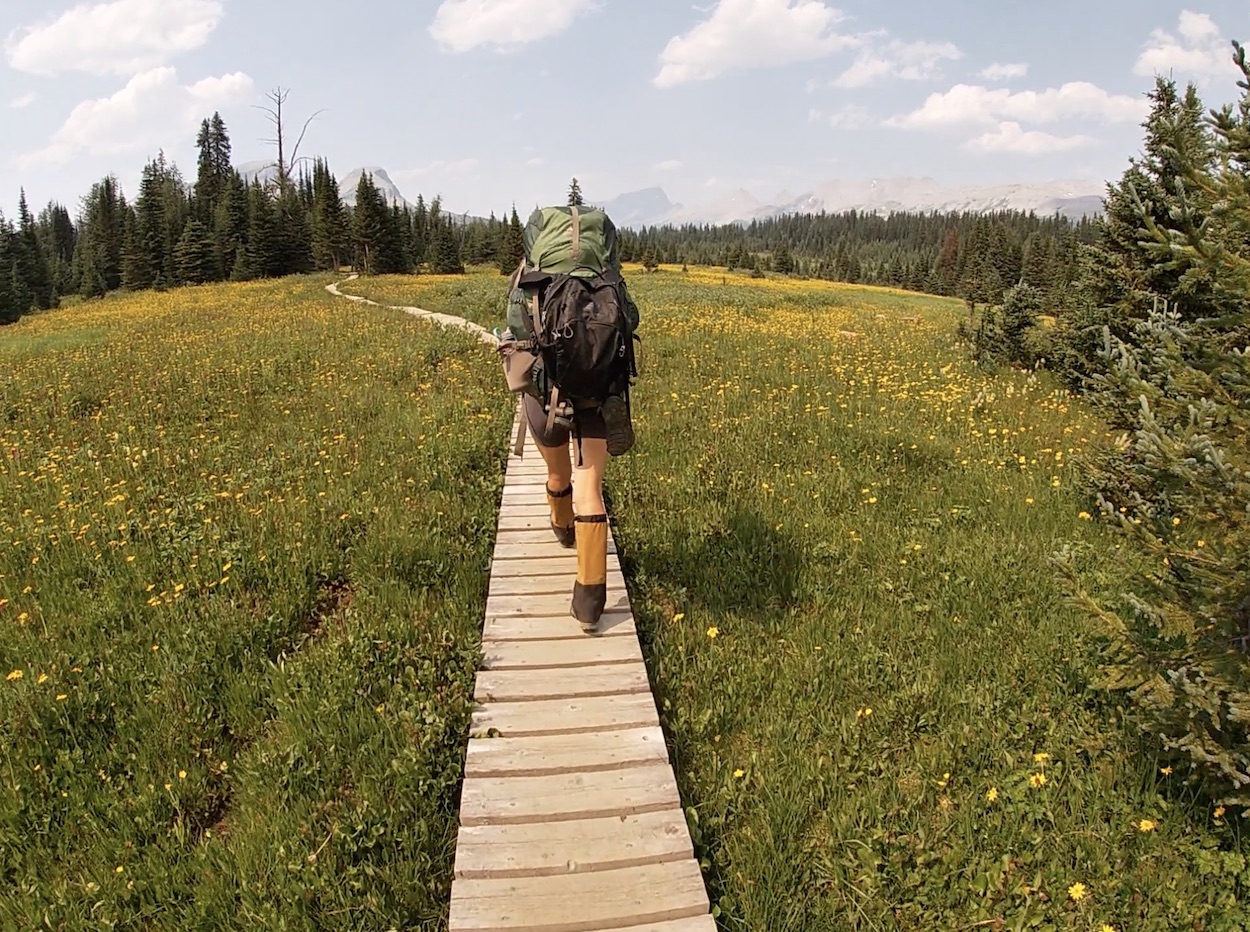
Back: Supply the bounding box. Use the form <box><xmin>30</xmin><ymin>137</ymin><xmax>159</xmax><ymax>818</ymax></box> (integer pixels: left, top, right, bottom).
<box><xmin>0</xmin><ymin>112</ymin><xmax>535</xmax><ymax>323</ymax></box>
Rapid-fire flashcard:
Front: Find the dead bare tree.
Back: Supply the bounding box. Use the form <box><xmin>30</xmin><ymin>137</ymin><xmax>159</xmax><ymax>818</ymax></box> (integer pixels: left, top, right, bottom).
<box><xmin>252</xmin><ymin>86</ymin><xmax>326</xmax><ymax>191</ymax></box>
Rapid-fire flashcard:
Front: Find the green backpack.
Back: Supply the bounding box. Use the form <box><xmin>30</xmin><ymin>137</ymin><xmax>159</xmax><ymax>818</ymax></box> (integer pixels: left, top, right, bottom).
<box><xmin>503</xmin><ymin>206</ymin><xmax>640</xmax><ymax>406</ymax></box>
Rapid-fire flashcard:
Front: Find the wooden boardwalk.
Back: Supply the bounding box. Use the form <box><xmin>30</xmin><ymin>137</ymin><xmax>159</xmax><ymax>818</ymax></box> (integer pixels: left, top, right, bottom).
<box><xmin>448</xmin><ymin>403</ymin><xmax>714</xmax><ymax>932</ymax></box>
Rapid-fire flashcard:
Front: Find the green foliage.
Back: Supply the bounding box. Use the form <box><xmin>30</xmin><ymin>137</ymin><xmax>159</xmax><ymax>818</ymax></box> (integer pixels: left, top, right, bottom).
<box><xmin>497</xmin><ymin>206</ymin><xmax>524</xmax><ymax>274</ymax></box>
<box><xmin>567</xmin><ymin>177</ymin><xmax>584</xmax><ymax>207</ymax></box>
<box><xmin>1060</xmin><ymin>42</ymin><xmax>1250</xmax><ymax>814</ymax></box>
<box><xmin>964</xmin><ymin>282</ymin><xmax>1044</xmax><ymax>368</ymax></box>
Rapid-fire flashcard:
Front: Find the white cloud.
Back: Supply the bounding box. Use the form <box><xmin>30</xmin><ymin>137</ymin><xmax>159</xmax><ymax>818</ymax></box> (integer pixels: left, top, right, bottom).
<box><xmin>654</xmin><ymin>0</ymin><xmax>858</xmax><ymax>89</ymax></box>
<box><xmin>655</xmin><ymin>159</ymin><xmax>684</xmax><ymax>171</ymax></box>
<box><xmin>1134</xmin><ymin>10</ymin><xmax>1236</xmax><ymax>84</ymax></box>
<box><xmin>980</xmin><ymin>62</ymin><xmax>1028</xmax><ymax>81</ymax></box>
<box><xmin>9</xmin><ymin>92</ymin><xmax>38</xmax><ymax>109</ymax></box>
<box><xmin>17</xmin><ymin>67</ymin><xmax>253</xmax><ymax>168</ymax></box>
<box><xmin>809</xmin><ymin>104</ymin><xmax>869</xmax><ymax>129</ymax></box>
<box><xmin>834</xmin><ymin>38</ymin><xmax>962</xmax><ymax>88</ymax></box>
<box><xmin>5</xmin><ymin>0</ymin><xmax>223</xmax><ymax>77</ymax></box>
<box><xmin>964</xmin><ymin>121</ymin><xmax>1096</xmax><ymax>155</ymax></box>
<box><xmin>429</xmin><ymin>0</ymin><xmax>595</xmax><ymax>53</ymax></box>
<box><xmin>889</xmin><ymin>81</ymin><xmax>1148</xmax><ymax>128</ymax></box>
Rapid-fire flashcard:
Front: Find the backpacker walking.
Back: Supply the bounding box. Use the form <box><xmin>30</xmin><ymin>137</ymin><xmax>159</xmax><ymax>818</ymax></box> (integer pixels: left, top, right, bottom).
<box><xmin>495</xmin><ymin>202</ymin><xmax>640</xmax><ymax>633</ymax></box>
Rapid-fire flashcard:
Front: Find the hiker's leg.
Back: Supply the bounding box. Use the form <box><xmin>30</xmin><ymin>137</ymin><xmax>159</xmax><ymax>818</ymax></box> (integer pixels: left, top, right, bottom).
<box><xmin>523</xmin><ymin>394</ymin><xmax>575</xmax><ymax>546</ymax></box>
<box><xmin>571</xmin><ymin>431</ymin><xmax>609</xmax><ymax>631</ymax></box>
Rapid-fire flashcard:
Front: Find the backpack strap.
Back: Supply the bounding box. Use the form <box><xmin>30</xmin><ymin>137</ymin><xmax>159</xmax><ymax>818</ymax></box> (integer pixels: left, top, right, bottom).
<box><xmin>545</xmin><ymin>385</ymin><xmax>560</xmax><ymax>436</ymax></box>
<box><xmin>570</xmin><ymin>206</ymin><xmax>581</xmax><ymax>266</ymax></box>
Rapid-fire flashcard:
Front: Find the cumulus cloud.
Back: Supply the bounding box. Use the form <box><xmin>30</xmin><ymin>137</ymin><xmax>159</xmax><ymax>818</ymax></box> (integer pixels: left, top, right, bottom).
<box><xmin>1134</xmin><ymin>10</ymin><xmax>1237</xmax><ymax>84</ymax></box>
<box><xmin>655</xmin><ymin>159</ymin><xmax>683</xmax><ymax>171</ymax></box>
<box><xmin>17</xmin><ymin>67</ymin><xmax>253</xmax><ymax>168</ymax></box>
<box><xmin>964</xmin><ymin>121</ymin><xmax>1096</xmax><ymax>155</ymax></box>
<box><xmin>809</xmin><ymin>104</ymin><xmax>870</xmax><ymax>129</ymax></box>
<box><xmin>5</xmin><ymin>0</ymin><xmax>223</xmax><ymax>77</ymax></box>
<box><xmin>654</xmin><ymin>0</ymin><xmax>858</xmax><ymax>89</ymax></box>
<box><xmin>834</xmin><ymin>38</ymin><xmax>962</xmax><ymax>88</ymax></box>
<box><xmin>889</xmin><ymin>81</ymin><xmax>1148</xmax><ymax>128</ymax></box>
<box><xmin>979</xmin><ymin>62</ymin><xmax>1028</xmax><ymax>81</ymax></box>
<box><xmin>9</xmin><ymin>92</ymin><xmax>38</xmax><ymax>109</ymax></box>
<box><xmin>429</xmin><ymin>0</ymin><xmax>595</xmax><ymax>53</ymax></box>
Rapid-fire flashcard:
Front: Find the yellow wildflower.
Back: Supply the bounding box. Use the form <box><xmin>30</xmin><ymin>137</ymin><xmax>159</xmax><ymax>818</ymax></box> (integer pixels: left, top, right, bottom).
<box><xmin>706</xmin><ymin>626</ymin><xmax>719</xmax><ymax>638</ymax></box>
<box><xmin>733</xmin><ymin>769</ymin><xmax>745</xmax><ymax>779</ymax></box>
<box><xmin>672</xmin><ymin>612</ymin><xmax>685</xmax><ymax>622</ymax></box>
<box><xmin>1029</xmin><ymin>772</ymin><xmax>1047</xmax><ymax>788</ymax></box>
<box><xmin>6</xmin><ymin>670</ymin><xmax>22</xmax><ymax>681</ymax></box>
<box><xmin>1137</xmin><ymin>818</ymin><xmax>1157</xmax><ymax>832</ymax></box>
<box><xmin>986</xmin><ymin>786</ymin><xmax>998</xmax><ymax>802</ymax></box>
<box><xmin>1068</xmin><ymin>881</ymin><xmax>1088</xmax><ymax>901</ymax></box>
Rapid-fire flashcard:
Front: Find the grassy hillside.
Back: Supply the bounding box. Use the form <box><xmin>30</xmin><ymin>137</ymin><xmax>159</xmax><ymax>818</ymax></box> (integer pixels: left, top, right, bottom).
<box><xmin>0</xmin><ymin>277</ymin><xmax>515</xmax><ymax>929</ymax></box>
<box><xmin>3</xmin><ymin>267</ymin><xmax>1244</xmax><ymax>930</ymax></box>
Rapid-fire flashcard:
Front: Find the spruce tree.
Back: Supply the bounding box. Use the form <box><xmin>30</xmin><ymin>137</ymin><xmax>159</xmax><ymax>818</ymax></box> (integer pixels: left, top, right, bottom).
<box><xmin>15</xmin><ymin>191</ymin><xmax>53</xmax><ymax>309</ymax></box>
<box><xmin>173</xmin><ymin>219</ymin><xmax>218</xmax><ymax>284</ymax></box>
<box><xmin>568</xmin><ymin>177</ymin><xmax>584</xmax><ymax>207</ymax></box>
<box><xmin>1060</xmin><ymin>41</ymin><xmax>1250</xmax><ymax>812</ymax></box>
<box><xmin>498</xmin><ymin>205</ymin><xmax>525</xmax><ymax>273</ymax></box>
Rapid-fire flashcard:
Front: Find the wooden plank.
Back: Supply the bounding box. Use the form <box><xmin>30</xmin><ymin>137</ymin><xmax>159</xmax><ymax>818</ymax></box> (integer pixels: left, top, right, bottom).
<box><xmin>483</xmin><ymin>610</ymin><xmax>636</xmax><ymax>642</ymax></box>
<box><xmin>495</xmin><ymin>528</ymin><xmax>590</xmax><ymax>545</ymax></box>
<box><xmin>458</xmin><ymin>762</ymin><xmax>682</xmax><ymax>826</ymax></box>
<box><xmin>475</xmin><ymin>663</ymin><xmax>651</xmax><ymax>702</ymax></box>
<box><xmin>486</xmin><ymin>591</ymin><xmax>631</xmax><ymax>617</ymax></box>
<box><xmin>464</xmin><ymin>726</ymin><xmax>669</xmax><ymax>778</ymax></box>
<box><xmin>490</xmin><ymin>555</ymin><xmax>578</xmax><ymax>577</ymax></box>
<box><xmin>488</xmin><ymin>572</ymin><xmax>625</xmax><ymax>597</ymax></box>
<box><xmin>585</xmin><ymin>919</ymin><xmax>717</xmax><ymax>932</ymax></box>
<box><xmin>470</xmin><ymin>693</ymin><xmax>659</xmax><ymax>738</ymax></box>
<box><xmin>497</xmin><ymin>512</ymin><xmax>568</xmax><ymax>531</ymax></box>
<box><xmin>481</xmin><ymin>634</ymin><xmax>641</xmax><ymax>670</ymax></box>
<box><xmin>494</xmin><ymin>540</ymin><xmax>618</xmax><ymax>560</ymax></box>
<box><xmin>453</xmin><ymin>809</ymin><xmax>692</xmax><ymax>879</ymax></box>
<box><xmin>447</xmin><ymin>860</ymin><xmax>709</xmax><ymax>932</ymax></box>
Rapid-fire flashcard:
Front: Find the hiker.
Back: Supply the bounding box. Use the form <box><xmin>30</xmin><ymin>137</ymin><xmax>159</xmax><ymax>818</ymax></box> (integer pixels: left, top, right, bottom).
<box><xmin>496</xmin><ymin>204</ymin><xmax>639</xmax><ymax>633</ymax></box>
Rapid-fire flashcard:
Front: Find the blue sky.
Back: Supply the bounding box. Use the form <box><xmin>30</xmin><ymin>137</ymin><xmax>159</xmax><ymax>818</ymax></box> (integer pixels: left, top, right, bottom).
<box><xmin>1</xmin><ymin>0</ymin><xmax>1247</xmax><ymax>220</ymax></box>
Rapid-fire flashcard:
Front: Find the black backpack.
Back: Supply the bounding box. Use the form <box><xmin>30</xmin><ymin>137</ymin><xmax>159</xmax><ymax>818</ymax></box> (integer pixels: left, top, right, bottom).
<box><xmin>506</xmin><ymin>206</ymin><xmax>639</xmax><ymax>411</ymax></box>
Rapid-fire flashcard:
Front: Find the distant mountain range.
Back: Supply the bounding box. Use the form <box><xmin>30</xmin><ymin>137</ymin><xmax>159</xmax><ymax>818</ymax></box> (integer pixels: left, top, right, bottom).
<box><xmin>595</xmin><ymin>177</ymin><xmax>1105</xmax><ymax>229</ymax></box>
<box><xmin>235</xmin><ymin>160</ymin><xmax>1105</xmax><ymax>228</ymax></box>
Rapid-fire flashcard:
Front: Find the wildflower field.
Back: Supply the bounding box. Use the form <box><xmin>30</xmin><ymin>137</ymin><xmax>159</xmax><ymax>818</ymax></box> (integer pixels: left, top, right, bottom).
<box><xmin>0</xmin><ymin>277</ymin><xmax>515</xmax><ymax>928</ymax></box>
<box><xmin>345</xmin><ymin>266</ymin><xmax>1249</xmax><ymax>931</ymax></box>
<box><xmin>3</xmin><ymin>267</ymin><xmax>1245</xmax><ymax>929</ymax></box>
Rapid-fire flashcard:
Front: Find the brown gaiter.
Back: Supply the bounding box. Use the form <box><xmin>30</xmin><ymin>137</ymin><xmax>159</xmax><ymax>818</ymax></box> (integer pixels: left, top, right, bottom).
<box><xmin>571</xmin><ymin>514</ymin><xmax>608</xmax><ymax>631</ymax></box>
<box><xmin>546</xmin><ymin>483</ymin><xmax>575</xmax><ymax>547</ymax></box>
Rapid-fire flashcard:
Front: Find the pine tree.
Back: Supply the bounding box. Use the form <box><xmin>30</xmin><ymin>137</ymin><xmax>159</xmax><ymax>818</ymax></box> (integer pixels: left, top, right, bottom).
<box><xmin>352</xmin><ymin>172</ymin><xmax>391</xmax><ymax>274</ymax></box>
<box><xmin>0</xmin><ymin>215</ymin><xmax>21</xmax><ymax>323</ymax></box>
<box><xmin>15</xmin><ymin>190</ymin><xmax>53</xmax><ymax>309</ymax></box>
<box><xmin>194</xmin><ymin>112</ymin><xmax>233</xmax><ymax>226</ymax></box>
<box><xmin>771</xmin><ymin>242</ymin><xmax>794</xmax><ymax>275</ymax></box>
<box><xmin>498</xmin><ymin>205</ymin><xmax>525</xmax><ymax>273</ymax></box>
<box><xmin>568</xmin><ymin>177</ymin><xmax>584</xmax><ymax>207</ymax></box>
<box><xmin>173</xmin><ymin>219</ymin><xmax>218</xmax><ymax>285</ymax></box>
<box><xmin>214</xmin><ymin>170</ymin><xmax>249</xmax><ymax>280</ymax></box>
<box><xmin>311</xmin><ymin>159</ymin><xmax>349</xmax><ymax>272</ymax></box>
<box><xmin>74</xmin><ymin>176</ymin><xmax>125</xmax><ymax>297</ymax></box>
<box><xmin>1059</xmin><ymin>41</ymin><xmax>1250</xmax><ymax>812</ymax></box>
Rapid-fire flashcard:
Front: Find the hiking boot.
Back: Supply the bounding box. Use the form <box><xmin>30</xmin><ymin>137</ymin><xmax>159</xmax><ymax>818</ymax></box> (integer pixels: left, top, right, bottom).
<box><xmin>571</xmin><ymin>514</ymin><xmax>608</xmax><ymax>633</ymax></box>
<box><xmin>601</xmin><ymin>394</ymin><xmax>634</xmax><ymax>456</ymax></box>
<box><xmin>546</xmin><ymin>482</ymin><xmax>575</xmax><ymax>547</ymax></box>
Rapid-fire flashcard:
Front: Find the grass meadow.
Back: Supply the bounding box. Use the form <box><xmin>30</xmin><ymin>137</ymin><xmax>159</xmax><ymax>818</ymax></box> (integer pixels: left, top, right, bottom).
<box><xmin>1</xmin><ymin>266</ymin><xmax>1245</xmax><ymax>930</ymax></box>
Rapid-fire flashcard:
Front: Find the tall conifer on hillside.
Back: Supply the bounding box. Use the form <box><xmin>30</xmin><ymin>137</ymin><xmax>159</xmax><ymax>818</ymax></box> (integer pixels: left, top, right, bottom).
<box><xmin>498</xmin><ymin>205</ymin><xmax>524</xmax><ymax>273</ymax></box>
<box><xmin>1059</xmin><ymin>41</ymin><xmax>1250</xmax><ymax>811</ymax></box>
